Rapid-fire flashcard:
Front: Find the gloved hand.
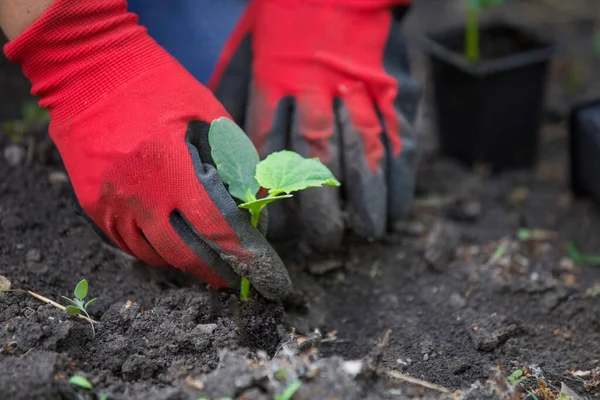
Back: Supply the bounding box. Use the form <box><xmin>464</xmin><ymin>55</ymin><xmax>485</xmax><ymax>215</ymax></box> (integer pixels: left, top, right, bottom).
<box><xmin>213</xmin><ymin>0</ymin><xmax>422</xmax><ymax>251</ymax></box>
<box><xmin>4</xmin><ymin>0</ymin><xmax>292</xmax><ymax>300</ymax></box>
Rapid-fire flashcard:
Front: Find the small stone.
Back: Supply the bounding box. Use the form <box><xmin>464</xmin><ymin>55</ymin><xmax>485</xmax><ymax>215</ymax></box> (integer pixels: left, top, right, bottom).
<box><xmin>196</xmin><ymin>323</ymin><xmax>218</xmax><ymax>335</ymax></box>
<box><xmin>342</xmin><ymin>360</ymin><xmax>363</xmax><ymax>378</ymax></box>
<box><xmin>25</xmin><ymin>249</ymin><xmax>42</xmax><ymax>263</ymax></box>
<box><xmin>4</xmin><ymin>144</ymin><xmax>26</xmax><ymax>166</ymax></box>
<box><xmin>423</xmin><ymin>222</ymin><xmax>460</xmax><ymax>271</ymax></box>
<box><xmin>468</xmin><ymin>314</ymin><xmax>521</xmax><ymax>352</ymax></box>
<box><xmin>449</xmin><ymin>293</ymin><xmax>466</xmax><ymax>309</ymax></box>
<box><xmin>48</xmin><ymin>171</ymin><xmax>69</xmax><ymax>186</ymax></box>
<box><xmin>308</xmin><ymin>259</ymin><xmax>344</xmax><ymax>275</ymax></box>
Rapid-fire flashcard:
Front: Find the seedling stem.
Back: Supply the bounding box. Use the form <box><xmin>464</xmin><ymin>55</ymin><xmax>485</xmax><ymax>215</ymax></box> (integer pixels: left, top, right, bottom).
<box><xmin>465</xmin><ymin>5</ymin><xmax>479</xmax><ymax>62</ymax></box>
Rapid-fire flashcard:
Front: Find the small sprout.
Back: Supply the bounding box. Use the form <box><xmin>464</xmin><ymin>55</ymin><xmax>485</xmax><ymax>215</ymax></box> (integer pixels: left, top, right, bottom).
<box><xmin>69</xmin><ymin>375</ymin><xmax>93</xmax><ymax>389</ymax></box>
<box><xmin>275</xmin><ymin>379</ymin><xmax>302</xmax><ymax>400</ymax></box>
<box><xmin>274</xmin><ymin>368</ymin><xmax>288</xmax><ymax>381</ymax></box>
<box><xmin>62</xmin><ymin>279</ymin><xmax>97</xmax><ymax>336</ymax></box>
<box><xmin>196</xmin><ymin>398</ymin><xmax>232</xmax><ymax>400</ymax></box>
<box><xmin>461</xmin><ymin>0</ymin><xmax>505</xmax><ymax>63</ymax></box>
<box><xmin>567</xmin><ymin>241</ymin><xmax>600</xmax><ymax>266</ymax></box>
<box><xmin>517</xmin><ymin>228</ymin><xmax>556</xmax><ymax>241</ymax></box>
<box><xmin>507</xmin><ymin>369</ymin><xmax>527</xmax><ymax>385</ymax></box>
<box><xmin>209</xmin><ymin>118</ymin><xmax>340</xmax><ymax>300</ymax></box>
<box><xmin>525</xmin><ymin>390</ymin><xmax>540</xmax><ymax>400</ymax></box>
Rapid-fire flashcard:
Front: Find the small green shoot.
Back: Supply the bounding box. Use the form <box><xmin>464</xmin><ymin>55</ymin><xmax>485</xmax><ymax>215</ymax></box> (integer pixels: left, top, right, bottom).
<box><xmin>517</xmin><ymin>228</ymin><xmax>556</xmax><ymax>241</ymax></box>
<box><xmin>525</xmin><ymin>390</ymin><xmax>540</xmax><ymax>400</ymax></box>
<box><xmin>240</xmin><ymin>276</ymin><xmax>251</xmax><ymax>302</ymax></box>
<box><xmin>2</xmin><ymin>101</ymin><xmax>49</xmax><ymax>144</ymax></box>
<box><xmin>275</xmin><ymin>379</ymin><xmax>302</xmax><ymax>400</ymax></box>
<box><xmin>507</xmin><ymin>369</ymin><xmax>527</xmax><ymax>386</ymax></box>
<box><xmin>461</xmin><ymin>0</ymin><xmax>505</xmax><ymax>63</ymax></box>
<box><xmin>62</xmin><ymin>279</ymin><xmax>97</xmax><ymax>336</ymax></box>
<box><xmin>69</xmin><ymin>375</ymin><xmax>93</xmax><ymax>389</ymax></box>
<box><xmin>196</xmin><ymin>398</ymin><xmax>232</xmax><ymax>400</ymax></box>
<box><xmin>566</xmin><ymin>241</ymin><xmax>600</xmax><ymax>266</ymax></box>
<box><xmin>274</xmin><ymin>368</ymin><xmax>289</xmax><ymax>381</ymax></box>
<box><xmin>209</xmin><ymin>117</ymin><xmax>340</xmax><ymax>300</ymax></box>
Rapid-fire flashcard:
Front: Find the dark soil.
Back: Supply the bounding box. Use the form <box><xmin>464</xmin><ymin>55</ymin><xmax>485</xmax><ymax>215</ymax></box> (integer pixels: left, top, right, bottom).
<box><xmin>2</xmin><ymin>1</ymin><xmax>600</xmax><ymax>399</ymax></box>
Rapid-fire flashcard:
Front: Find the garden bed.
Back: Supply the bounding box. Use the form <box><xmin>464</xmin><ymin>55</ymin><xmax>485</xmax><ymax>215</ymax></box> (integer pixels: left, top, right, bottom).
<box><xmin>2</xmin><ymin>3</ymin><xmax>600</xmax><ymax>397</ymax></box>
<box><xmin>2</xmin><ymin>113</ymin><xmax>599</xmax><ymax>399</ymax></box>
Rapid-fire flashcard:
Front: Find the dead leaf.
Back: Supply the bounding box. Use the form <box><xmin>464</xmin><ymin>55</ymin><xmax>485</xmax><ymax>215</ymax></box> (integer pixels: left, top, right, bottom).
<box><xmin>570</xmin><ymin>370</ymin><xmax>591</xmax><ymax>378</ymax></box>
<box><xmin>0</xmin><ymin>275</ymin><xmax>11</xmax><ymax>291</ymax></box>
<box><xmin>559</xmin><ymin>382</ymin><xmax>584</xmax><ymax>400</ymax></box>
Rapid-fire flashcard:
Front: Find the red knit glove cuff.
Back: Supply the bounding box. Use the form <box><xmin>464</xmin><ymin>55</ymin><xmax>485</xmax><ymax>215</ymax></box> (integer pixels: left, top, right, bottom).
<box><xmin>3</xmin><ymin>0</ymin><xmax>172</xmax><ymax>124</ymax></box>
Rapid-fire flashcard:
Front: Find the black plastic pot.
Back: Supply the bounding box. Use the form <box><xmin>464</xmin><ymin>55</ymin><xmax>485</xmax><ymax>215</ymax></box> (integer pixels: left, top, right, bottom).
<box><xmin>420</xmin><ymin>22</ymin><xmax>558</xmax><ymax>172</ymax></box>
<box><xmin>569</xmin><ymin>98</ymin><xmax>600</xmax><ymax>200</ymax></box>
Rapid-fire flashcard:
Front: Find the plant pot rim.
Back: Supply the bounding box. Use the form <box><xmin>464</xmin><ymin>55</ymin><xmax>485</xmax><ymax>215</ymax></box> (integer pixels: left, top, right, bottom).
<box><xmin>417</xmin><ymin>20</ymin><xmax>560</xmax><ymax>77</ymax></box>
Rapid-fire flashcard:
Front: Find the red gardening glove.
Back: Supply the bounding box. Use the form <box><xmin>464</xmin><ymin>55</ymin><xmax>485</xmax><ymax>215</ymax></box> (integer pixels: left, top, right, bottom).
<box><xmin>213</xmin><ymin>0</ymin><xmax>420</xmax><ymax>252</ymax></box>
<box><xmin>4</xmin><ymin>0</ymin><xmax>292</xmax><ymax>300</ymax></box>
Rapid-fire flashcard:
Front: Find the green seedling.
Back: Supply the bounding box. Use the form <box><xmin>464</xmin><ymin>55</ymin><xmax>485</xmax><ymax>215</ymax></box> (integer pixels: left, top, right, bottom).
<box><xmin>566</xmin><ymin>241</ymin><xmax>600</xmax><ymax>266</ymax></box>
<box><xmin>461</xmin><ymin>0</ymin><xmax>505</xmax><ymax>63</ymax></box>
<box><xmin>209</xmin><ymin>117</ymin><xmax>340</xmax><ymax>301</ymax></box>
<box><xmin>275</xmin><ymin>380</ymin><xmax>302</xmax><ymax>400</ymax></box>
<box><xmin>62</xmin><ymin>279</ymin><xmax>97</xmax><ymax>335</ymax></box>
<box><xmin>69</xmin><ymin>375</ymin><xmax>93</xmax><ymax>389</ymax></box>
<box><xmin>507</xmin><ymin>369</ymin><xmax>527</xmax><ymax>386</ymax></box>
<box><xmin>525</xmin><ymin>390</ymin><xmax>540</xmax><ymax>400</ymax></box>
<box><xmin>69</xmin><ymin>375</ymin><xmax>109</xmax><ymax>399</ymax></box>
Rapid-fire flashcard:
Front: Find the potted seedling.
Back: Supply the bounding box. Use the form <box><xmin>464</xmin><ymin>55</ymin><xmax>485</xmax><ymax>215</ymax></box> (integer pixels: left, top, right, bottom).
<box><xmin>208</xmin><ymin>117</ymin><xmax>340</xmax><ymax>301</ymax></box>
<box><xmin>568</xmin><ymin>28</ymin><xmax>600</xmax><ymax>202</ymax></box>
<box><xmin>420</xmin><ymin>0</ymin><xmax>558</xmax><ymax>172</ymax></box>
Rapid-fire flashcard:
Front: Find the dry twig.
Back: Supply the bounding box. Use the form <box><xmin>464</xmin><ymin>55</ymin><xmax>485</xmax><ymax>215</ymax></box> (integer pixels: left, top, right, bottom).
<box><xmin>382</xmin><ymin>368</ymin><xmax>451</xmax><ymax>394</ymax></box>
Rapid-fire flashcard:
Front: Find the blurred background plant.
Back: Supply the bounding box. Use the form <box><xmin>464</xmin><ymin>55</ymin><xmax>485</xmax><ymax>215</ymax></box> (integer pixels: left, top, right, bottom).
<box><xmin>2</xmin><ymin>101</ymin><xmax>48</xmax><ymax>144</ymax></box>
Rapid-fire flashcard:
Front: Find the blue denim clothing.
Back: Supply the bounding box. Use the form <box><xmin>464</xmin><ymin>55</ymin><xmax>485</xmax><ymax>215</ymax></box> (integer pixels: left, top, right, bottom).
<box><xmin>127</xmin><ymin>0</ymin><xmax>247</xmax><ymax>85</ymax></box>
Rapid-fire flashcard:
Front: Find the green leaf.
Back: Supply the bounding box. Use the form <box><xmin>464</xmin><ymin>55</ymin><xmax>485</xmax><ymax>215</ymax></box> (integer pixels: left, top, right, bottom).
<box><xmin>512</xmin><ymin>370</ymin><xmax>523</xmax><ymax>378</ymax></box>
<box><xmin>69</xmin><ymin>375</ymin><xmax>93</xmax><ymax>389</ymax></box>
<box><xmin>239</xmin><ymin>194</ymin><xmax>293</xmax><ymax>219</ymax></box>
<box><xmin>66</xmin><ymin>305</ymin><xmax>81</xmax><ymax>316</ymax></box>
<box><xmin>462</xmin><ymin>0</ymin><xmax>504</xmax><ymax>8</ymax></box>
<box><xmin>61</xmin><ymin>296</ymin><xmax>78</xmax><ymax>306</ymax></box>
<box><xmin>99</xmin><ymin>395</ymin><xmax>109</xmax><ymax>400</ymax></box>
<box><xmin>85</xmin><ymin>298</ymin><xmax>97</xmax><ymax>309</ymax></box>
<box><xmin>74</xmin><ymin>279</ymin><xmax>88</xmax><ymax>300</ymax></box>
<box><xmin>21</xmin><ymin>101</ymin><xmax>50</xmax><ymax>125</ymax></box>
<box><xmin>567</xmin><ymin>241</ymin><xmax>583</xmax><ymax>263</ymax></box>
<box><xmin>275</xmin><ymin>380</ymin><xmax>302</xmax><ymax>400</ymax></box>
<box><xmin>567</xmin><ymin>241</ymin><xmax>600</xmax><ymax>266</ymax></box>
<box><xmin>209</xmin><ymin>117</ymin><xmax>260</xmax><ymax>203</ymax></box>
<box><xmin>594</xmin><ymin>31</ymin><xmax>600</xmax><ymax>55</ymax></box>
<box><xmin>255</xmin><ymin>151</ymin><xmax>340</xmax><ymax>196</ymax></box>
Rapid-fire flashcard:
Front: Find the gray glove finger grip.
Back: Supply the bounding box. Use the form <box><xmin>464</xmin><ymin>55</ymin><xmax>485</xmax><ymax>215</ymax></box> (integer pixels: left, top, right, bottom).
<box><xmin>337</xmin><ymin>101</ymin><xmax>388</xmax><ymax>240</ymax></box>
<box><xmin>382</xmin><ymin>16</ymin><xmax>422</xmax><ymax>222</ymax></box>
<box><xmin>291</xmin><ymin>100</ymin><xmax>345</xmax><ymax>251</ymax></box>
